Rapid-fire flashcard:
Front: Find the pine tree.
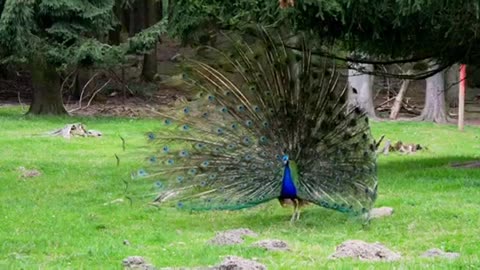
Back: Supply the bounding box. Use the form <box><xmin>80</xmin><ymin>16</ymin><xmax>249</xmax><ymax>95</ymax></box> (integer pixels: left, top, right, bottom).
<box><xmin>0</xmin><ymin>0</ymin><xmax>166</xmax><ymax>115</ymax></box>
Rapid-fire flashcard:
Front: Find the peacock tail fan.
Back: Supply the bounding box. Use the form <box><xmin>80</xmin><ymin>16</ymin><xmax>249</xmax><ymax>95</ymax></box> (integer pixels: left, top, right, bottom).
<box><xmin>129</xmin><ymin>26</ymin><xmax>377</xmax><ymax>216</ymax></box>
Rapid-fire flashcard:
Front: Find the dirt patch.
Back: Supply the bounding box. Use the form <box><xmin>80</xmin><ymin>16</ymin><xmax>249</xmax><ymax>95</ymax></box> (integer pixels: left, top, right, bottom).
<box><xmin>122</xmin><ymin>256</ymin><xmax>155</xmax><ymax>270</ymax></box>
<box><xmin>252</xmin><ymin>240</ymin><xmax>290</xmax><ymax>251</ymax></box>
<box><xmin>330</xmin><ymin>240</ymin><xmax>401</xmax><ymax>262</ymax></box>
<box><xmin>421</xmin><ymin>248</ymin><xmax>460</xmax><ymax>259</ymax></box>
<box><xmin>66</xmin><ymin>87</ymin><xmax>184</xmax><ymax>118</ymax></box>
<box><xmin>207</xmin><ymin>228</ymin><xmax>258</xmax><ymax>246</ymax></box>
<box><xmin>214</xmin><ymin>256</ymin><xmax>266</xmax><ymax>270</ymax></box>
<box><xmin>369</xmin><ymin>207</ymin><xmax>394</xmax><ymax>219</ymax></box>
<box><xmin>17</xmin><ymin>166</ymin><xmax>42</xmax><ymax>178</ymax></box>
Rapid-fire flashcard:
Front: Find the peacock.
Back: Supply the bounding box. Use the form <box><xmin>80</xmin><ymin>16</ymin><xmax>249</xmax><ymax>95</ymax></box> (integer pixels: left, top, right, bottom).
<box><xmin>130</xmin><ymin>27</ymin><xmax>378</xmax><ymax>222</ymax></box>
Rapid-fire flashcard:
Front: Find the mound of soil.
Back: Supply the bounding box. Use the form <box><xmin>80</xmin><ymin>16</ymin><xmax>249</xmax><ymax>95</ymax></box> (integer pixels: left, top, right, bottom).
<box><xmin>330</xmin><ymin>240</ymin><xmax>401</xmax><ymax>262</ymax></box>
<box><xmin>214</xmin><ymin>256</ymin><xmax>266</xmax><ymax>270</ymax></box>
<box><xmin>208</xmin><ymin>228</ymin><xmax>258</xmax><ymax>246</ymax></box>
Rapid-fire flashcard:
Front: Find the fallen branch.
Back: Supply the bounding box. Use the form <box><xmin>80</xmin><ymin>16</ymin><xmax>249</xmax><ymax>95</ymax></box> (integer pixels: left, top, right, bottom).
<box><xmin>108</xmin><ymin>68</ymin><xmax>135</xmax><ymax>96</ymax></box>
<box><xmin>68</xmin><ymin>79</ymin><xmax>112</xmax><ymax>113</ymax></box>
<box><xmin>17</xmin><ymin>91</ymin><xmax>26</xmax><ymax>112</ymax></box>
<box><xmin>78</xmin><ymin>72</ymin><xmax>102</xmax><ymax>107</ymax></box>
<box><xmin>390</xmin><ymin>71</ymin><xmax>412</xmax><ymax>119</ymax></box>
<box><xmin>376</xmin><ymin>96</ymin><xmax>397</xmax><ymax>108</ymax></box>
<box><xmin>60</xmin><ymin>68</ymin><xmax>78</xmax><ymax>94</ymax></box>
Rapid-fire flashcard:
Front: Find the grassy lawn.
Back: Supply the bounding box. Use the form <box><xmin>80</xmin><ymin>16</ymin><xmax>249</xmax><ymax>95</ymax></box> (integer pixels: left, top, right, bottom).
<box><xmin>1</xmin><ymin>105</ymin><xmax>480</xmax><ymax>269</ymax></box>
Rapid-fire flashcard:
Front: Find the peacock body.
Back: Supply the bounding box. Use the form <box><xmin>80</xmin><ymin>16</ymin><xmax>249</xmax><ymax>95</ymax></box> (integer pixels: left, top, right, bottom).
<box><xmin>131</xmin><ymin>28</ymin><xmax>377</xmax><ymax>221</ymax></box>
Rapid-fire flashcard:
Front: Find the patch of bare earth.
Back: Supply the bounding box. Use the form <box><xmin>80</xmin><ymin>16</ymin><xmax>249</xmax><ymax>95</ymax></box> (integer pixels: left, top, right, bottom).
<box><xmin>421</xmin><ymin>248</ymin><xmax>460</xmax><ymax>259</ymax></box>
<box><xmin>252</xmin><ymin>240</ymin><xmax>290</xmax><ymax>251</ymax></box>
<box><xmin>66</xmin><ymin>87</ymin><xmax>184</xmax><ymax>118</ymax></box>
<box><xmin>122</xmin><ymin>256</ymin><xmax>155</xmax><ymax>270</ymax></box>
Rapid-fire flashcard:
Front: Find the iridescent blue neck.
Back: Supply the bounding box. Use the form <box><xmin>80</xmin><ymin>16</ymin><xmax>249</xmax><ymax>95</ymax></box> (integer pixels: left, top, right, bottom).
<box><xmin>280</xmin><ymin>162</ymin><xmax>297</xmax><ymax>198</ymax></box>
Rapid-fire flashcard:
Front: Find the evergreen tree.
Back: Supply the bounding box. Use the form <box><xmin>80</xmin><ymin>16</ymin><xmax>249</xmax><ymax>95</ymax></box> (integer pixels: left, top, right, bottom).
<box><xmin>0</xmin><ymin>0</ymin><xmax>165</xmax><ymax>115</ymax></box>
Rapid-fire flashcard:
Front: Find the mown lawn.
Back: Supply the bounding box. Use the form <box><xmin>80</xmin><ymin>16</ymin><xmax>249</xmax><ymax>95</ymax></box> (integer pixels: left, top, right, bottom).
<box><xmin>1</xmin><ymin>105</ymin><xmax>479</xmax><ymax>269</ymax></box>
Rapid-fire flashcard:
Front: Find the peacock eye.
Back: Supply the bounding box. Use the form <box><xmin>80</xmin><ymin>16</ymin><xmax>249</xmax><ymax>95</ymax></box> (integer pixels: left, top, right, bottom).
<box><xmin>282</xmin><ymin>155</ymin><xmax>289</xmax><ymax>162</ymax></box>
<box><xmin>137</xmin><ymin>169</ymin><xmax>147</xmax><ymax>177</ymax></box>
<box><xmin>237</xmin><ymin>105</ymin><xmax>246</xmax><ymax>112</ymax></box>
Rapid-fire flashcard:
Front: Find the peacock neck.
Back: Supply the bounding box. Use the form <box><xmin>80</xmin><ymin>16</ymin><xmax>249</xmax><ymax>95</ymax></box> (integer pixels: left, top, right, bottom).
<box><xmin>280</xmin><ymin>162</ymin><xmax>297</xmax><ymax>199</ymax></box>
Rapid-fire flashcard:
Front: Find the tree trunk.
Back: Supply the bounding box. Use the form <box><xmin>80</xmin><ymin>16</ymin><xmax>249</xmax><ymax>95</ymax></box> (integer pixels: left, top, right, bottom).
<box><xmin>141</xmin><ymin>0</ymin><xmax>159</xmax><ymax>82</ymax></box>
<box><xmin>109</xmin><ymin>2</ymin><xmax>124</xmax><ymax>45</ymax></box>
<box><xmin>28</xmin><ymin>55</ymin><xmax>67</xmax><ymax>115</ymax></box>
<box><xmin>416</xmin><ymin>66</ymin><xmax>447</xmax><ymax>123</ymax></box>
<box><xmin>130</xmin><ymin>0</ymin><xmax>145</xmax><ymax>35</ymax></box>
<box><xmin>348</xmin><ymin>63</ymin><xmax>376</xmax><ymax>118</ymax></box>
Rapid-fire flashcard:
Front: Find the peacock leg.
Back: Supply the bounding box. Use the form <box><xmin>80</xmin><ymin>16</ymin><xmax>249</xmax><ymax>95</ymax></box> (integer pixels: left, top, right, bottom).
<box><xmin>290</xmin><ymin>199</ymin><xmax>299</xmax><ymax>223</ymax></box>
<box><xmin>294</xmin><ymin>199</ymin><xmax>302</xmax><ymax>221</ymax></box>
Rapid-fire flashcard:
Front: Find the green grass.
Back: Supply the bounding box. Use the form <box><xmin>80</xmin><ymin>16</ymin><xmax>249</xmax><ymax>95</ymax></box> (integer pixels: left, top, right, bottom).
<box><xmin>1</xmin><ymin>105</ymin><xmax>480</xmax><ymax>269</ymax></box>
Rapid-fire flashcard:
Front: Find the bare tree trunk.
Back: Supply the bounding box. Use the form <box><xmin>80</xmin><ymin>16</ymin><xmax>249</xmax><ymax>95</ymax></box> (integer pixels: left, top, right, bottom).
<box><xmin>141</xmin><ymin>0</ymin><xmax>159</xmax><ymax>82</ymax></box>
<box><xmin>28</xmin><ymin>55</ymin><xmax>67</xmax><ymax>115</ymax></box>
<box><xmin>415</xmin><ymin>65</ymin><xmax>447</xmax><ymax>123</ymax></box>
<box><xmin>348</xmin><ymin>63</ymin><xmax>376</xmax><ymax>118</ymax></box>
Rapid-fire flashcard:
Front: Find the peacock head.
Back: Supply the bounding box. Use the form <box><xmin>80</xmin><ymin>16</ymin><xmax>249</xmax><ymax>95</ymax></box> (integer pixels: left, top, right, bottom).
<box><xmin>282</xmin><ymin>154</ymin><xmax>289</xmax><ymax>166</ymax></box>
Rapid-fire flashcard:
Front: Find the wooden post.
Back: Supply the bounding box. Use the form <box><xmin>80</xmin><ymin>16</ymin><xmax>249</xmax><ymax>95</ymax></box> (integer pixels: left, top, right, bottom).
<box><xmin>458</xmin><ymin>64</ymin><xmax>467</xmax><ymax>131</ymax></box>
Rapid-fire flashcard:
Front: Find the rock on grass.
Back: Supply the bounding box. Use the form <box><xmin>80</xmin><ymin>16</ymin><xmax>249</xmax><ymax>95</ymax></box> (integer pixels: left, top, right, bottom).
<box><xmin>369</xmin><ymin>207</ymin><xmax>394</xmax><ymax>219</ymax></box>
